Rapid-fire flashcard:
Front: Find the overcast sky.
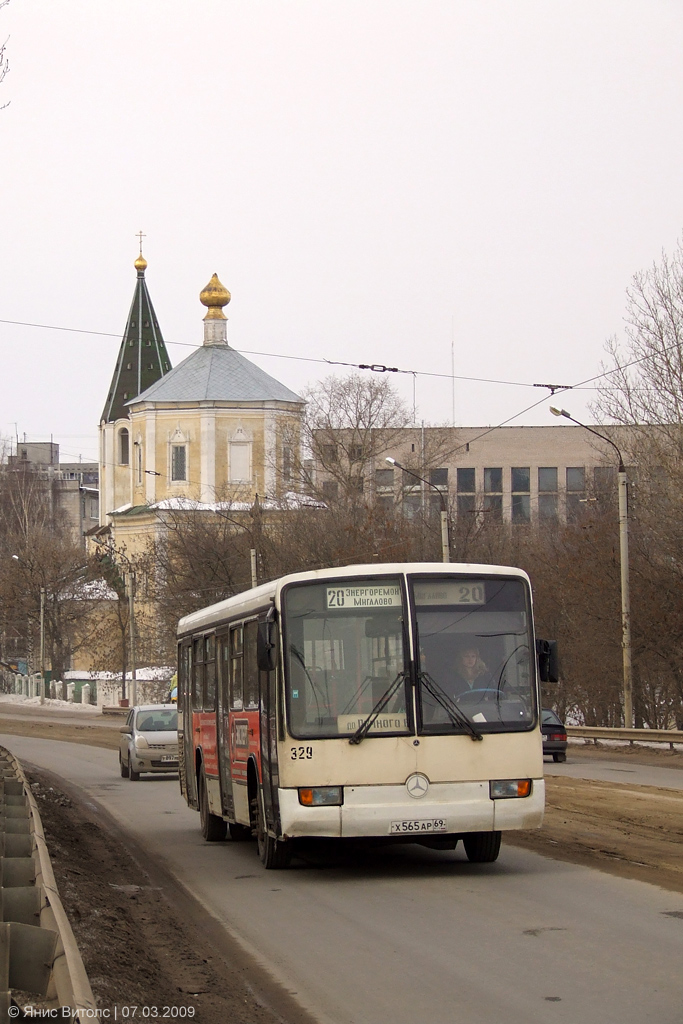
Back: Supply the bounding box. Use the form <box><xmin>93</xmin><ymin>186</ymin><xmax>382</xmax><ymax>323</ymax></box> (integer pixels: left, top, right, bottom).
<box><xmin>1</xmin><ymin>0</ymin><xmax>683</xmax><ymax>464</ymax></box>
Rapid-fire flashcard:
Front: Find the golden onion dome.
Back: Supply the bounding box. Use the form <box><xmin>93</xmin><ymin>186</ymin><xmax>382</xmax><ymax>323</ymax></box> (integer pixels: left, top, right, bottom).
<box><xmin>134</xmin><ymin>253</ymin><xmax>148</xmax><ymax>273</ymax></box>
<box><xmin>200</xmin><ymin>273</ymin><xmax>231</xmax><ymax>320</ymax></box>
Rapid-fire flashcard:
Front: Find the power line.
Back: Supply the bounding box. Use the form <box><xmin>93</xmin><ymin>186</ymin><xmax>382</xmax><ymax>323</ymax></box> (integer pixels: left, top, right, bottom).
<box><xmin>0</xmin><ymin>315</ymin><xmax>596</xmax><ymax>392</ymax></box>
<box><xmin>1</xmin><ymin>315</ymin><xmax>679</xmax><ymax>397</ymax></box>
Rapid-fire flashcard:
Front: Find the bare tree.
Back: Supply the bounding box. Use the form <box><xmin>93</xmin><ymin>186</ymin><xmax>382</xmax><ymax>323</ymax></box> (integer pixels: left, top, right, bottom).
<box><xmin>592</xmin><ymin>238</ymin><xmax>683</xmax><ymax>726</ymax></box>
<box><xmin>594</xmin><ymin>237</ymin><xmax>683</xmax><ymax>463</ymax></box>
<box><xmin>0</xmin><ymin>0</ymin><xmax>10</xmax><ymax>112</ymax></box>
<box><xmin>294</xmin><ymin>374</ymin><xmax>412</xmax><ymax>504</ymax></box>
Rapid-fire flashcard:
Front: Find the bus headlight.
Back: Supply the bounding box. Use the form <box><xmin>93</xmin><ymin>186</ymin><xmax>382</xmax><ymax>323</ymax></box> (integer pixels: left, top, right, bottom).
<box><xmin>489</xmin><ymin>779</ymin><xmax>532</xmax><ymax>799</ymax></box>
<box><xmin>298</xmin><ymin>787</ymin><xmax>343</xmax><ymax>806</ymax></box>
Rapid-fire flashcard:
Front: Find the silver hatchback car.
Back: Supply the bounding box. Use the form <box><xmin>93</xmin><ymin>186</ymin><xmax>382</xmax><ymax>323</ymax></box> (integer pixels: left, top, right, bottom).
<box><xmin>119</xmin><ymin>704</ymin><xmax>179</xmax><ymax>781</ymax></box>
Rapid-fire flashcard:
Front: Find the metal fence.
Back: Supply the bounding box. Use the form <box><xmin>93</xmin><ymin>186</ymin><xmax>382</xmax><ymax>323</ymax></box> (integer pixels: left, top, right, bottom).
<box><xmin>0</xmin><ymin>747</ymin><xmax>95</xmax><ymax>1015</ymax></box>
<box><xmin>567</xmin><ymin>725</ymin><xmax>683</xmax><ymax>751</ymax></box>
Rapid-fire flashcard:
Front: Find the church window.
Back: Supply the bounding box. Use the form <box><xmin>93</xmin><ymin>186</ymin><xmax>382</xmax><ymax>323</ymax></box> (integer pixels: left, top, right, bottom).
<box><xmin>129</xmin><ymin>340</ymin><xmax>134</xmax><ymax>347</ymax></box>
<box><xmin>229</xmin><ymin>428</ymin><xmax>252</xmax><ymax>483</ymax></box>
<box><xmin>136</xmin><ymin>444</ymin><xmax>143</xmax><ymax>484</ymax></box>
<box><xmin>230</xmin><ymin>444</ymin><xmax>251</xmax><ymax>482</ymax></box>
<box><xmin>119</xmin><ymin>428</ymin><xmax>130</xmax><ymax>466</ymax></box>
<box><xmin>282</xmin><ymin>446</ymin><xmax>293</xmax><ymax>483</ymax></box>
<box><xmin>171</xmin><ymin>445</ymin><xmax>187</xmax><ymax>482</ymax></box>
<box><xmin>127</xmin><ymin>362</ymin><xmax>132</xmax><ymax>370</ymax></box>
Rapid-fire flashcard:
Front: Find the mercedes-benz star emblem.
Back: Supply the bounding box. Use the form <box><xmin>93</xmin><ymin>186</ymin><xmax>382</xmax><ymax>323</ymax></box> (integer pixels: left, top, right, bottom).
<box><xmin>406</xmin><ymin>773</ymin><xmax>430</xmax><ymax>798</ymax></box>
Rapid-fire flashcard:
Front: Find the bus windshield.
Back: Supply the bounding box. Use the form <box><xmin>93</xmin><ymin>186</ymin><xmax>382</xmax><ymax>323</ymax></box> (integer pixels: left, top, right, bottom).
<box><xmin>413</xmin><ymin>576</ymin><xmax>535</xmax><ymax>734</ymax></box>
<box><xmin>283</xmin><ymin>578</ymin><xmax>410</xmax><ymax>739</ymax></box>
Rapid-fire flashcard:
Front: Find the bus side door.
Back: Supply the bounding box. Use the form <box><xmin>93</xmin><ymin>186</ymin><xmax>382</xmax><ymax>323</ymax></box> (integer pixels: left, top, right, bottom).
<box><xmin>179</xmin><ymin>640</ymin><xmax>198</xmax><ymax>809</ymax></box>
<box><xmin>217</xmin><ymin>630</ymin><xmax>235</xmax><ymax>819</ymax></box>
<box><xmin>256</xmin><ymin>618</ymin><xmax>281</xmax><ymax>834</ymax></box>
<box><xmin>228</xmin><ymin>625</ymin><xmax>251</xmax><ymax>824</ymax></box>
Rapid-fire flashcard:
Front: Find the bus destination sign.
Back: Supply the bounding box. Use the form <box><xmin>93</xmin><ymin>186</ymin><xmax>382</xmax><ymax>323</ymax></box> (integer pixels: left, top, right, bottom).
<box><xmin>326</xmin><ymin>584</ymin><xmax>401</xmax><ymax>609</ymax></box>
<box><xmin>413</xmin><ymin>581</ymin><xmax>486</xmax><ymax>606</ymax></box>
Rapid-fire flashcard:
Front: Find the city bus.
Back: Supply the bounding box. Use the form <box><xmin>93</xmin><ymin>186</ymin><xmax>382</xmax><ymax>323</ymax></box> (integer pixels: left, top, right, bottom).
<box><xmin>177</xmin><ymin>563</ymin><xmax>558</xmax><ymax>869</ymax></box>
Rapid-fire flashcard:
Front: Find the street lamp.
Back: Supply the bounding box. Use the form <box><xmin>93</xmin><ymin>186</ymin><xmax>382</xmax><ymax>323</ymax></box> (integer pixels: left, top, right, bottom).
<box><xmin>549</xmin><ymin>407</ymin><xmax>633</xmax><ymax>728</ymax></box>
<box><xmin>385</xmin><ymin>457</ymin><xmax>451</xmax><ymax>563</ymax></box>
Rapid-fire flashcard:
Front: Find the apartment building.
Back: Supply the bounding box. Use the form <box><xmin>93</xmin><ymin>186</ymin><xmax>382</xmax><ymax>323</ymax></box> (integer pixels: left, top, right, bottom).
<box><xmin>318</xmin><ymin>423</ymin><xmax>631</xmax><ymax>525</ymax></box>
<box><xmin>6</xmin><ymin>442</ymin><xmax>99</xmax><ymax>546</ymax></box>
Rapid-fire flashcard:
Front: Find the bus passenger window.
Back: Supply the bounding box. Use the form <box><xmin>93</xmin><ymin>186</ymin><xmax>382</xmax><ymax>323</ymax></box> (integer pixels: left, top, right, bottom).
<box><xmin>179</xmin><ymin>644</ymin><xmax>190</xmax><ymax>701</ymax></box>
<box><xmin>205</xmin><ymin>635</ymin><xmax>216</xmax><ymax>709</ymax></box>
<box><xmin>244</xmin><ymin>622</ymin><xmax>259</xmax><ymax>708</ymax></box>
<box><xmin>192</xmin><ymin>638</ymin><xmax>204</xmax><ymax>709</ymax></box>
<box><xmin>230</xmin><ymin>626</ymin><xmax>243</xmax><ymax>709</ymax></box>
<box><xmin>218</xmin><ymin>636</ymin><xmax>229</xmax><ymax>710</ymax></box>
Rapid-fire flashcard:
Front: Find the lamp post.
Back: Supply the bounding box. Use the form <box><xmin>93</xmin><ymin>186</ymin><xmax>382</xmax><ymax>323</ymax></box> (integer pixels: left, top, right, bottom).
<box><xmin>549</xmin><ymin>407</ymin><xmax>633</xmax><ymax>728</ymax></box>
<box><xmin>385</xmin><ymin>457</ymin><xmax>450</xmax><ymax>563</ymax></box>
<box><xmin>39</xmin><ymin>586</ymin><xmax>45</xmax><ymax>705</ymax></box>
<box><xmin>125</xmin><ymin>571</ymin><xmax>137</xmax><ymax>708</ymax></box>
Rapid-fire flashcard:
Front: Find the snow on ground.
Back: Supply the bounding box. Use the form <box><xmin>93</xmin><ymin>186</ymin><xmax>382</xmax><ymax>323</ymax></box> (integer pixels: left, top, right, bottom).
<box><xmin>568</xmin><ymin>735</ymin><xmax>683</xmax><ymax>752</ymax></box>
<box><xmin>0</xmin><ymin>694</ymin><xmax>101</xmax><ymax>713</ymax></box>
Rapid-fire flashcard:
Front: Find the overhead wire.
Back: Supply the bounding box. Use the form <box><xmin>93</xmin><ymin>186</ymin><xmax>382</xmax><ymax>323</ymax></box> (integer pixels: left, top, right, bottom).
<box><xmin>0</xmin><ymin>315</ymin><xmax>603</xmax><ymax>392</ymax></box>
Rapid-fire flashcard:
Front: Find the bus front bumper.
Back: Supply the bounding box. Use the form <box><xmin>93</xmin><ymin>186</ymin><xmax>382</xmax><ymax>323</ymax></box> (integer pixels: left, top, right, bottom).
<box><xmin>278</xmin><ymin>779</ymin><xmax>545</xmax><ymax>839</ymax></box>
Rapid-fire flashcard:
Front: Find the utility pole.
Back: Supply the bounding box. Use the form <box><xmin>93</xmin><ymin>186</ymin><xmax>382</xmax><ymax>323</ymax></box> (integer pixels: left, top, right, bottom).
<box><xmin>550</xmin><ymin>407</ymin><xmax>633</xmax><ymax>727</ymax></box>
<box><xmin>39</xmin><ymin>587</ymin><xmax>45</xmax><ymax>706</ymax></box>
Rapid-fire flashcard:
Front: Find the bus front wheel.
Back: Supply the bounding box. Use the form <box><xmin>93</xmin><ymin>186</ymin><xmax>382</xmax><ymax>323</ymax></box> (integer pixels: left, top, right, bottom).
<box><xmin>463</xmin><ymin>831</ymin><xmax>502</xmax><ymax>863</ymax></box>
<box><xmin>199</xmin><ymin>766</ymin><xmax>227</xmax><ymax>842</ymax></box>
<box><xmin>256</xmin><ymin>792</ymin><xmax>292</xmax><ymax>869</ymax></box>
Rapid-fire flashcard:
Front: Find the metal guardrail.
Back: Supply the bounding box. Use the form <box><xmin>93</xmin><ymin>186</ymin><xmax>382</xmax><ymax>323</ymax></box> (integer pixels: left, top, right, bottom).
<box><xmin>0</xmin><ymin>746</ymin><xmax>96</xmax><ymax>1016</ymax></box>
<box><xmin>567</xmin><ymin>725</ymin><xmax>683</xmax><ymax>750</ymax></box>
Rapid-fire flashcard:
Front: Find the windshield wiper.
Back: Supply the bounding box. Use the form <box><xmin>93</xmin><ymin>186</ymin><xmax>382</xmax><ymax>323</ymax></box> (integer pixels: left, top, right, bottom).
<box><xmin>418</xmin><ymin>671</ymin><xmax>483</xmax><ymax>741</ymax></box>
<box><xmin>349</xmin><ymin>671</ymin><xmax>407</xmax><ymax>745</ymax></box>
<box><xmin>289</xmin><ymin>644</ymin><xmax>326</xmax><ymax>720</ymax></box>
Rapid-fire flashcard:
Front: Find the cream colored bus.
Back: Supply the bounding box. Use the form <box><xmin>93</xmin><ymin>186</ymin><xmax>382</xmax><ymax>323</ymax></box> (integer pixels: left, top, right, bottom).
<box><xmin>177</xmin><ymin>563</ymin><xmax>557</xmax><ymax>869</ymax></box>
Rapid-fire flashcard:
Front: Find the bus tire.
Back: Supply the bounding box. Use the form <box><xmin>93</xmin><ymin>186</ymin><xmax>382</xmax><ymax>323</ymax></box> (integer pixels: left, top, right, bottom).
<box><xmin>463</xmin><ymin>830</ymin><xmax>502</xmax><ymax>863</ymax></box>
<box><xmin>229</xmin><ymin>822</ymin><xmax>252</xmax><ymax>842</ymax></box>
<box><xmin>256</xmin><ymin>791</ymin><xmax>292</xmax><ymax>869</ymax></box>
<box><xmin>199</xmin><ymin>766</ymin><xmax>227</xmax><ymax>842</ymax></box>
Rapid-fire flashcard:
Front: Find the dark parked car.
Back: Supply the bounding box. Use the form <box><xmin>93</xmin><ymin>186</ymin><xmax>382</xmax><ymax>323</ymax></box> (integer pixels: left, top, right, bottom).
<box><xmin>542</xmin><ymin>709</ymin><xmax>567</xmax><ymax>762</ymax></box>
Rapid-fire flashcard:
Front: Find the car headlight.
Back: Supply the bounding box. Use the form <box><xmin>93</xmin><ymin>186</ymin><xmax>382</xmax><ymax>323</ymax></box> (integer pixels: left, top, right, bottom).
<box><xmin>134</xmin><ymin>736</ymin><xmax>149</xmax><ymax>750</ymax></box>
<box><xmin>298</xmin><ymin>787</ymin><xmax>343</xmax><ymax>806</ymax></box>
<box><xmin>489</xmin><ymin>779</ymin><xmax>532</xmax><ymax>799</ymax></box>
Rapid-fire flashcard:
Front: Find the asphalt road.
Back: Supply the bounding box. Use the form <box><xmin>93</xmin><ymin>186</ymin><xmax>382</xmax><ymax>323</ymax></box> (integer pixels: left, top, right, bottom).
<box><xmin>545</xmin><ymin>756</ymin><xmax>683</xmax><ymax>790</ymax></box>
<box><xmin>4</xmin><ymin>733</ymin><xmax>683</xmax><ymax>1024</ymax></box>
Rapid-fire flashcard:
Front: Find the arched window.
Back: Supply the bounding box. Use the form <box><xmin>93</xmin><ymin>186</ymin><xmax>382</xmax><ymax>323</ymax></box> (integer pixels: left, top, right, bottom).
<box><xmin>169</xmin><ymin>426</ymin><xmax>188</xmax><ymax>483</ymax></box>
<box><xmin>229</xmin><ymin>427</ymin><xmax>252</xmax><ymax>483</ymax></box>
<box><xmin>119</xmin><ymin>428</ymin><xmax>130</xmax><ymax>466</ymax></box>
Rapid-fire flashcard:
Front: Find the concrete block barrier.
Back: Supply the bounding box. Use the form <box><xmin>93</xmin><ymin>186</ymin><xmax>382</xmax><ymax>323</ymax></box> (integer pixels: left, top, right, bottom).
<box><xmin>0</xmin><ymin>747</ymin><xmax>96</xmax><ymax>1016</ymax></box>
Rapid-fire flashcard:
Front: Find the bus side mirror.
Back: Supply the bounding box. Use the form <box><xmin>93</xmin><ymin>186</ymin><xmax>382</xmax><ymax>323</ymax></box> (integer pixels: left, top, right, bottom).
<box><xmin>257</xmin><ymin>620</ymin><xmax>278</xmax><ymax>672</ymax></box>
<box><xmin>536</xmin><ymin>639</ymin><xmax>559</xmax><ymax>683</ymax></box>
